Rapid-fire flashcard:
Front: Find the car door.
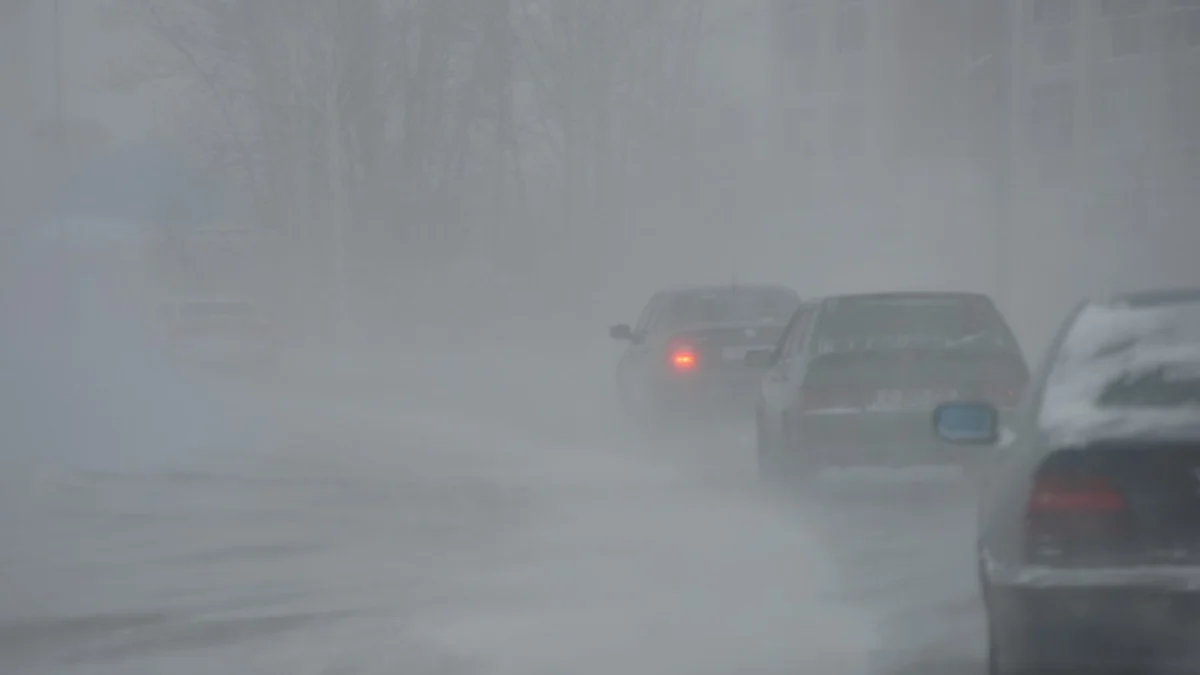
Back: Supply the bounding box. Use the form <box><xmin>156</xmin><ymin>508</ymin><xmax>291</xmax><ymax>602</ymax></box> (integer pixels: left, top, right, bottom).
<box><xmin>760</xmin><ymin>305</ymin><xmax>817</xmax><ymax>446</ymax></box>
<box><xmin>617</xmin><ymin>293</ymin><xmax>666</xmax><ymax>385</ymax></box>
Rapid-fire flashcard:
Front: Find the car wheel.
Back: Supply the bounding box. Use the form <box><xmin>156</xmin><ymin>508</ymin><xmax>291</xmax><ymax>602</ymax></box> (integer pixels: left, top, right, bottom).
<box><xmin>755</xmin><ymin>415</ymin><xmax>788</xmax><ymax>488</ymax></box>
<box><xmin>982</xmin><ymin>583</ymin><xmax>1032</xmax><ymax>675</ymax></box>
<box><xmin>619</xmin><ymin>376</ymin><xmax>663</xmax><ymax>437</ymax></box>
<box><xmin>986</xmin><ymin>605</ymin><xmax>1018</xmax><ymax>675</ymax></box>
<box><xmin>783</xmin><ymin>414</ymin><xmax>823</xmax><ymax>487</ymax></box>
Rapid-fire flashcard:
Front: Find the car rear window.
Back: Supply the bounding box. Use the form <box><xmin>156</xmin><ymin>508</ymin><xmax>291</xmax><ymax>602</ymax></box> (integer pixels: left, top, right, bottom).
<box><xmin>805</xmin><ymin>349</ymin><xmax>1026</xmax><ymax>404</ymax></box>
<box><xmin>664</xmin><ymin>288</ymin><xmax>799</xmax><ymax>327</ymax></box>
<box><xmin>180</xmin><ymin>302</ymin><xmax>257</xmax><ymax>319</ymax></box>
<box><xmin>815</xmin><ymin>295</ymin><xmax>1018</xmax><ymax>354</ymax></box>
<box><xmin>1048</xmin><ymin>302</ymin><xmax>1200</xmax><ymax>411</ymax></box>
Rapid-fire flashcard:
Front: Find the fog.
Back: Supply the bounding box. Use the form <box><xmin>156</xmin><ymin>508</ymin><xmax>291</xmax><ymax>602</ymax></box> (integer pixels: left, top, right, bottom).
<box><xmin>1</xmin><ymin>1</ymin><xmax>1197</xmax><ymax>674</ymax></box>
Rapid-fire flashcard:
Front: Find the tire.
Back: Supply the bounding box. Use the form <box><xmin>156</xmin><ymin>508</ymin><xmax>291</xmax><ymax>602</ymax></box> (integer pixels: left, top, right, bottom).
<box><xmin>617</xmin><ymin>374</ymin><xmax>663</xmax><ymax>438</ymax></box>
<box><xmin>783</xmin><ymin>412</ymin><xmax>823</xmax><ymax>489</ymax></box>
<box><xmin>755</xmin><ymin>413</ymin><xmax>787</xmax><ymax>489</ymax></box>
<box><xmin>982</xmin><ymin>581</ymin><xmax>1033</xmax><ymax>675</ymax></box>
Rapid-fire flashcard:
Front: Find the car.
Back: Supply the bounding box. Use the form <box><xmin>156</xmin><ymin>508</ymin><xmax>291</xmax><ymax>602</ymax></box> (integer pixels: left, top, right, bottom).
<box><xmin>157</xmin><ymin>297</ymin><xmax>282</xmax><ymax>371</ymax></box>
<box><xmin>610</xmin><ymin>284</ymin><xmax>802</xmax><ymax>429</ymax></box>
<box><xmin>935</xmin><ymin>288</ymin><xmax>1200</xmax><ymax>674</ymax></box>
<box><xmin>751</xmin><ymin>292</ymin><xmax>1029</xmax><ymax>484</ymax></box>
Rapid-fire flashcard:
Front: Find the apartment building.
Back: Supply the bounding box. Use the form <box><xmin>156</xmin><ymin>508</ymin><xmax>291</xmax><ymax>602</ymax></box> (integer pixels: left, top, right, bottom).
<box><xmin>0</xmin><ymin>0</ymin><xmax>36</xmax><ymax>227</ymax></box>
<box><xmin>1009</xmin><ymin>0</ymin><xmax>1200</xmax><ymax>308</ymax></box>
<box><xmin>770</xmin><ymin>0</ymin><xmax>1200</xmax><ymax>344</ymax></box>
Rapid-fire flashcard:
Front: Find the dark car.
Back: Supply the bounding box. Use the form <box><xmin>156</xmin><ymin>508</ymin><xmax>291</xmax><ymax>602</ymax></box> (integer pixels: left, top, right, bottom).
<box><xmin>610</xmin><ymin>284</ymin><xmax>801</xmax><ymax>428</ymax></box>
<box><xmin>934</xmin><ymin>288</ymin><xmax>1200</xmax><ymax>674</ymax></box>
<box><xmin>752</xmin><ymin>292</ymin><xmax>1029</xmax><ymax>483</ymax></box>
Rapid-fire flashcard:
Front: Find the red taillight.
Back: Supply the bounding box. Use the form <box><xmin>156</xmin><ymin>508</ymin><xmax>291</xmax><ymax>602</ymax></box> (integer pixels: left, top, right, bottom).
<box><xmin>668</xmin><ymin>344</ymin><xmax>697</xmax><ymax>372</ymax></box>
<box><xmin>1028</xmin><ymin>476</ymin><xmax>1126</xmax><ymax>514</ymax></box>
<box><xmin>1025</xmin><ymin>474</ymin><xmax>1129</xmax><ymax>561</ymax></box>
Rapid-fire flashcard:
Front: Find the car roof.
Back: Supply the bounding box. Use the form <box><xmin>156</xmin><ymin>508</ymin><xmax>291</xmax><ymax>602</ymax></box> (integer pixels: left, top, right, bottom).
<box><xmin>1039</xmin><ymin>291</ymin><xmax>1200</xmax><ymax>447</ymax></box>
<box><xmin>822</xmin><ymin>291</ymin><xmax>993</xmax><ymax>304</ymax></box>
<box><xmin>1104</xmin><ymin>287</ymin><xmax>1200</xmax><ymax>308</ymax></box>
<box><xmin>659</xmin><ymin>283</ymin><xmax>799</xmax><ymax>296</ymax></box>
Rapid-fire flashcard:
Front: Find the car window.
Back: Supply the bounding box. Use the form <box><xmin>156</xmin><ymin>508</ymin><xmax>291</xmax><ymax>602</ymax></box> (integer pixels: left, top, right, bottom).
<box><xmin>180</xmin><ymin>301</ymin><xmax>257</xmax><ymax>319</ymax></box>
<box><xmin>814</xmin><ymin>295</ymin><xmax>1018</xmax><ymax>354</ymax></box>
<box><xmin>644</xmin><ymin>296</ymin><xmax>674</xmax><ymax>336</ymax></box>
<box><xmin>634</xmin><ymin>295</ymin><xmax>660</xmax><ymax>334</ymax></box>
<box><xmin>660</xmin><ymin>288</ymin><xmax>798</xmax><ymax>329</ymax></box>
<box><xmin>781</xmin><ymin>308</ymin><xmax>815</xmax><ymax>359</ymax></box>
<box><xmin>1043</xmin><ymin>301</ymin><xmax>1200</xmax><ymax>418</ymax></box>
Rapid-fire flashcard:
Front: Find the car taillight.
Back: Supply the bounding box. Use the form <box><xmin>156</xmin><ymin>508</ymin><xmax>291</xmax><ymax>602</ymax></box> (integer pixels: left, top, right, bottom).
<box><xmin>1025</xmin><ymin>474</ymin><xmax>1130</xmax><ymax>561</ymax></box>
<box><xmin>668</xmin><ymin>343</ymin><xmax>697</xmax><ymax>372</ymax></box>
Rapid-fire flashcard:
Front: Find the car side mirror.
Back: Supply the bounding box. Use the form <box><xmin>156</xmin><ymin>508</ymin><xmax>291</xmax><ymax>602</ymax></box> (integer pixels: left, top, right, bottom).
<box><xmin>933</xmin><ymin>402</ymin><xmax>1000</xmax><ymax>446</ymax></box>
<box><xmin>610</xmin><ymin>324</ymin><xmax>634</xmax><ymax>341</ymax></box>
<box><xmin>744</xmin><ymin>349</ymin><xmax>774</xmax><ymax>368</ymax></box>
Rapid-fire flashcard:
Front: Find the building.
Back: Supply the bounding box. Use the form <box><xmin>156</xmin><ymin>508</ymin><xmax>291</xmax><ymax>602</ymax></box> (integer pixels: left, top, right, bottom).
<box><xmin>768</xmin><ymin>0</ymin><xmax>1004</xmax><ymax>310</ymax></box>
<box><xmin>770</xmin><ymin>0</ymin><xmax>1200</xmax><ymax>348</ymax></box>
<box><xmin>1007</xmin><ymin>0</ymin><xmax>1200</xmax><ymax>341</ymax></box>
<box><xmin>0</xmin><ymin>0</ymin><xmax>36</xmax><ymax>230</ymax></box>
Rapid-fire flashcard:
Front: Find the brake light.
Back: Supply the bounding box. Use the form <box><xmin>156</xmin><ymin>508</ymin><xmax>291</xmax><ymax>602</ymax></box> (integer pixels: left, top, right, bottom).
<box><xmin>1025</xmin><ymin>474</ymin><xmax>1129</xmax><ymax>561</ymax></box>
<box><xmin>668</xmin><ymin>344</ymin><xmax>697</xmax><ymax>372</ymax></box>
<box><xmin>1029</xmin><ymin>476</ymin><xmax>1125</xmax><ymax>513</ymax></box>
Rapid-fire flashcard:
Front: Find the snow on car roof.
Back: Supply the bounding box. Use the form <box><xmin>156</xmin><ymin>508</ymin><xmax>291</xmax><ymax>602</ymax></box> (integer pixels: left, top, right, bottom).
<box><xmin>1039</xmin><ymin>300</ymin><xmax>1200</xmax><ymax>447</ymax></box>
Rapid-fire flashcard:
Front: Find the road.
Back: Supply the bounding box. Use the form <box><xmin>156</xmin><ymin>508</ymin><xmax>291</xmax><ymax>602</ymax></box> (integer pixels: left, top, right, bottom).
<box><xmin>0</xmin><ymin>342</ymin><xmax>985</xmax><ymax>675</ymax></box>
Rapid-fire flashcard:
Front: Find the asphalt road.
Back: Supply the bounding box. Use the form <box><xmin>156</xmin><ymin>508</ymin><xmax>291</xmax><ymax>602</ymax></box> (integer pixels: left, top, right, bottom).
<box><xmin>0</xmin><ymin>343</ymin><xmax>985</xmax><ymax>675</ymax></box>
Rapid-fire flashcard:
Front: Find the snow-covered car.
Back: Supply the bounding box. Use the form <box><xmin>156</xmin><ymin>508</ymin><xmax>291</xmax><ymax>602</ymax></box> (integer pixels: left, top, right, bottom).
<box><xmin>610</xmin><ymin>284</ymin><xmax>802</xmax><ymax>429</ymax></box>
<box><xmin>935</xmin><ymin>287</ymin><xmax>1200</xmax><ymax>674</ymax></box>
<box><xmin>751</xmin><ymin>291</ymin><xmax>1029</xmax><ymax>484</ymax></box>
<box><xmin>159</xmin><ymin>297</ymin><xmax>281</xmax><ymax>371</ymax></box>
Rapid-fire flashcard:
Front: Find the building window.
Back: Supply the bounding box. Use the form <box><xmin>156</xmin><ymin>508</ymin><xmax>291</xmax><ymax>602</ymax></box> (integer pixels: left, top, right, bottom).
<box><xmin>831</xmin><ymin>96</ymin><xmax>865</xmax><ymax>152</ymax></box>
<box><xmin>1091</xmin><ymin>66</ymin><xmax>1152</xmax><ymax>151</ymax></box>
<box><xmin>1110</xmin><ymin>15</ymin><xmax>1145</xmax><ymax>57</ymax></box>
<box><xmin>782</xmin><ymin>106</ymin><xmax>815</xmax><ymax>157</ymax></box>
<box><xmin>1027</xmin><ymin>81</ymin><xmax>1074</xmax><ymax>160</ymax></box>
<box><xmin>1031</xmin><ymin>0</ymin><xmax>1072</xmax><ymax>27</ymax></box>
<box><xmin>1102</xmin><ymin>0</ymin><xmax>1148</xmax><ymax>16</ymax></box>
<box><xmin>836</xmin><ymin>2</ymin><xmax>868</xmax><ymax>53</ymax></box>
<box><xmin>776</xmin><ymin>1</ymin><xmax>819</xmax><ymax>59</ymax></box>
<box><xmin>1169</xmin><ymin>7</ymin><xmax>1200</xmax><ymax>50</ymax></box>
<box><xmin>969</xmin><ymin>0</ymin><xmax>1002</xmax><ymax>61</ymax></box>
<box><xmin>1038</xmin><ymin>26</ymin><xmax>1073</xmax><ymax>66</ymax></box>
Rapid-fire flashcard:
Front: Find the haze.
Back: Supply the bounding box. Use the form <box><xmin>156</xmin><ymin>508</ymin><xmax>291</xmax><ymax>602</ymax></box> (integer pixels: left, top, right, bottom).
<box><xmin>1</xmin><ymin>1</ymin><xmax>1196</xmax><ymax>674</ymax></box>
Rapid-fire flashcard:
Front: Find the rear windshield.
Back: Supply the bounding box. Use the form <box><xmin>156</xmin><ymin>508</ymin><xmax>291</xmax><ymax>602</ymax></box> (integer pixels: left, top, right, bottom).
<box><xmin>1048</xmin><ymin>302</ymin><xmax>1200</xmax><ymax>410</ymax></box>
<box><xmin>803</xmin><ymin>349</ymin><xmax>1027</xmax><ymax>411</ymax></box>
<box><xmin>806</xmin><ymin>350</ymin><xmax>1026</xmax><ymax>388</ymax></box>
<box><xmin>180</xmin><ymin>302</ymin><xmax>257</xmax><ymax>319</ymax></box>
<box><xmin>815</xmin><ymin>295</ymin><xmax>1018</xmax><ymax>353</ymax></box>
<box><xmin>663</xmin><ymin>288</ymin><xmax>799</xmax><ymax>327</ymax></box>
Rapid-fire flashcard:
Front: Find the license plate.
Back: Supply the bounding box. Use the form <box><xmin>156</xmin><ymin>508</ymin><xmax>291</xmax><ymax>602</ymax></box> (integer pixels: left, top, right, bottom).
<box><xmin>871</xmin><ymin>388</ymin><xmax>958</xmax><ymax>410</ymax></box>
<box><xmin>721</xmin><ymin>346</ymin><xmax>761</xmax><ymax>361</ymax></box>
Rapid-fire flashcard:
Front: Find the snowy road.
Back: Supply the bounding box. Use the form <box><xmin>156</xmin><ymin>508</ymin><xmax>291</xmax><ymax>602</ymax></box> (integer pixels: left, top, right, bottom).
<box><xmin>0</xmin><ymin>344</ymin><xmax>985</xmax><ymax>675</ymax></box>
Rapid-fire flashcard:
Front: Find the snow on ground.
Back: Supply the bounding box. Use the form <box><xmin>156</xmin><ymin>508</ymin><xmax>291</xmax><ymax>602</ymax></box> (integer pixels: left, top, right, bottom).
<box><xmin>0</xmin><ymin>332</ymin><xmax>985</xmax><ymax>675</ymax></box>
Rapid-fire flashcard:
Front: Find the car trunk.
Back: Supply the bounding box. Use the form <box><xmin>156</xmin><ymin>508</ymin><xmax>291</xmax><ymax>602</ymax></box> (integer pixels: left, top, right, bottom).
<box><xmin>794</xmin><ymin>348</ymin><xmax>1028</xmax><ymax>456</ymax></box>
<box><xmin>801</xmin><ymin>348</ymin><xmax>1027</xmax><ymax>413</ymax></box>
<box><xmin>1027</xmin><ymin>443</ymin><xmax>1200</xmax><ymax>567</ymax></box>
<box><xmin>670</xmin><ymin>324</ymin><xmax>787</xmax><ymax>372</ymax></box>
